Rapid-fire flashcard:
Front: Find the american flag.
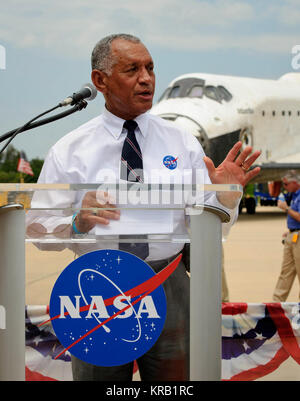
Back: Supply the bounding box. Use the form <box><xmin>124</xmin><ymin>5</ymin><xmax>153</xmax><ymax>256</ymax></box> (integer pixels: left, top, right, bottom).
<box><xmin>17</xmin><ymin>151</ymin><xmax>34</xmax><ymax>176</ymax></box>
<box><xmin>25</xmin><ymin>303</ymin><xmax>300</xmax><ymax>381</ymax></box>
<box><xmin>25</xmin><ymin>306</ymin><xmax>72</xmax><ymax>381</ymax></box>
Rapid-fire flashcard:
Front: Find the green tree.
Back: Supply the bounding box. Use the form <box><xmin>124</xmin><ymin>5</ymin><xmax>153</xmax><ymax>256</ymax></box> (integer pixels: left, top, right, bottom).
<box><xmin>0</xmin><ymin>145</ymin><xmax>19</xmax><ymax>172</ymax></box>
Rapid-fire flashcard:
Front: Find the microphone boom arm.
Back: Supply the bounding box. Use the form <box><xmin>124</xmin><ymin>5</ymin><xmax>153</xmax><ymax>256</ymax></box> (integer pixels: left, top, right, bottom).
<box><xmin>0</xmin><ymin>100</ymin><xmax>88</xmax><ymax>149</ymax></box>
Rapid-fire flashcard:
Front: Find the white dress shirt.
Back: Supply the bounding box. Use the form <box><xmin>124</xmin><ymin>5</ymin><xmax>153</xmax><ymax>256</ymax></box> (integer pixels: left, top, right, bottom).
<box><xmin>28</xmin><ymin>107</ymin><xmax>237</xmax><ymax>260</ymax></box>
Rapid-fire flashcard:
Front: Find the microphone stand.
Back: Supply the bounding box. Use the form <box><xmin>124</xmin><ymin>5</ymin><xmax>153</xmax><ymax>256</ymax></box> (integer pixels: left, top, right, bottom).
<box><xmin>0</xmin><ymin>99</ymin><xmax>88</xmax><ymax>155</ymax></box>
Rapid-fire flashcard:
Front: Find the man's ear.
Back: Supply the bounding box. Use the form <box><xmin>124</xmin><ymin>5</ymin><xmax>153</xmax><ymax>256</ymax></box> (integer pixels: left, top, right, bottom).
<box><xmin>91</xmin><ymin>69</ymin><xmax>107</xmax><ymax>94</ymax></box>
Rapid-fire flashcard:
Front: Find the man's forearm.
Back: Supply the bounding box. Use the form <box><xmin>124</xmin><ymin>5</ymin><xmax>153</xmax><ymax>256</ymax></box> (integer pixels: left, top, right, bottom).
<box><xmin>287</xmin><ymin>207</ymin><xmax>300</xmax><ymax>222</ymax></box>
<box><xmin>216</xmin><ymin>191</ymin><xmax>242</xmax><ymax>210</ymax></box>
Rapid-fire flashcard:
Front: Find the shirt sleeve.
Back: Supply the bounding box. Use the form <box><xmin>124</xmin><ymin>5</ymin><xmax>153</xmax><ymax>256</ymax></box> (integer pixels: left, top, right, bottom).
<box><xmin>26</xmin><ymin>147</ymin><xmax>76</xmax><ymax>250</ymax></box>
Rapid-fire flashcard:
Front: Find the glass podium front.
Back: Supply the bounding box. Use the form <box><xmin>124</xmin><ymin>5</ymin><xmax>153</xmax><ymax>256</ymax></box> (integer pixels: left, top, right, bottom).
<box><xmin>0</xmin><ymin>183</ymin><xmax>241</xmax><ymax>381</ymax></box>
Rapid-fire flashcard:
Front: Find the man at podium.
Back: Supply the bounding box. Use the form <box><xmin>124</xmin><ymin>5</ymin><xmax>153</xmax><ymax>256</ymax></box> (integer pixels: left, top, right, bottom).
<box><xmin>28</xmin><ymin>34</ymin><xmax>260</xmax><ymax>381</ymax></box>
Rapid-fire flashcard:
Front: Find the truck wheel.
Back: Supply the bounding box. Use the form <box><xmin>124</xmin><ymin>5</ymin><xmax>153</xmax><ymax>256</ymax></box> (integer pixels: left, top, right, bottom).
<box><xmin>245</xmin><ymin>197</ymin><xmax>256</xmax><ymax>214</ymax></box>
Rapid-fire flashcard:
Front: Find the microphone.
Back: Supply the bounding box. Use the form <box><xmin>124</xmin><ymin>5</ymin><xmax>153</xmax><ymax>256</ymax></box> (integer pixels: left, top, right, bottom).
<box><xmin>60</xmin><ymin>83</ymin><xmax>97</xmax><ymax>106</ymax></box>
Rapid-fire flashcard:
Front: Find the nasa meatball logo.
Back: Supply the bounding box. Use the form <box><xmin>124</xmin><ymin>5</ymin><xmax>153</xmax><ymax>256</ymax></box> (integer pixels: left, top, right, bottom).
<box><xmin>163</xmin><ymin>155</ymin><xmax>178</xmax><ymax>170</ymax></box>
<box><xmin>47</xmin><ymin>250</ymin><xmax>181</xmax><ymax>366</ymax></box>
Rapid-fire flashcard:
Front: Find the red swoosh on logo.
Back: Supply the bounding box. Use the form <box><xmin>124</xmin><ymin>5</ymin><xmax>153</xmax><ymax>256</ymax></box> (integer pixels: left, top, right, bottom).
<box><xmin>45</xmin><ymin>253</ymin><xmax>182</xmax><ymax>359</ymax></box>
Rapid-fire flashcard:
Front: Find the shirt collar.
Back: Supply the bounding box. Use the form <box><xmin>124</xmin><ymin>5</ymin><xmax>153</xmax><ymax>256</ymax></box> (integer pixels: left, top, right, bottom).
<box><xmin>102</xmin><ymin>106</ymin><xmax>149</xmax><ymax>139</ymax></box>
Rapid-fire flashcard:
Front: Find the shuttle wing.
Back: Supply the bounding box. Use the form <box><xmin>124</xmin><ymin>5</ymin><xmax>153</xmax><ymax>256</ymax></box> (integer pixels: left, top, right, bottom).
<box><xmin>252</xmin><ymin>163</ymin><xmax>300</xmax><ymax>183</ymax></box>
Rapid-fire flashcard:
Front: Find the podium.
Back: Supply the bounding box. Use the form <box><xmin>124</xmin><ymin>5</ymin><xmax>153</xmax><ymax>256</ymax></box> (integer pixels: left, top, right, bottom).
<box><xmin>0</xmin><ymin>183</ymin><xmax>241</xmax><ymax>381</ymax></box>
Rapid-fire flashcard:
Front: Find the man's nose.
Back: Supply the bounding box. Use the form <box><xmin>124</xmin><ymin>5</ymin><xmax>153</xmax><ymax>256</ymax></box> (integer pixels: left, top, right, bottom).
<box><xmin>138</xmin><ymin>67</ymin><xmax>152</xmax><ymax>84</ymax></box>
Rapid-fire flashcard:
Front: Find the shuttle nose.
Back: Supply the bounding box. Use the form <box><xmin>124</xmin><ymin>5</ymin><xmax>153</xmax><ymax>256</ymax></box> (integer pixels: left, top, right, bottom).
<box><xmin>158</xmin><ymin>114</ymin><xmax>209</xmax><ymax>154</ymax></box>
<box><xmin>158</xmin><ymin>113</ymin><xmax>241</xmax><ymax>167</ymax></box>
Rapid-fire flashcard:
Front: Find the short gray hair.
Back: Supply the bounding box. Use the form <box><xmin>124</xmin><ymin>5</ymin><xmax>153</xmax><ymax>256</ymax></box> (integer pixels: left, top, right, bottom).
<box><xmin>91</xmin><ymin>33</ymin><xmax>141</xmax><ymax>75</ymax></box>
<box><xmin>283</xmin><ymin>170</ymin><xmax>300</xmax><ymax>183</ymax></box>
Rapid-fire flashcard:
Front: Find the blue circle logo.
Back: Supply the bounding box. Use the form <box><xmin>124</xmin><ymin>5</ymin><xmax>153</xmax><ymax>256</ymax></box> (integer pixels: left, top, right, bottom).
<box><xmin>49</xmin><ymin>250</ymin><xmax>168</xmax><ymax>366</ymax></box>
<box><xmin>163</xmin><ymin>155</ymin><xmax>178</xmax><ymax>170</ymax></box>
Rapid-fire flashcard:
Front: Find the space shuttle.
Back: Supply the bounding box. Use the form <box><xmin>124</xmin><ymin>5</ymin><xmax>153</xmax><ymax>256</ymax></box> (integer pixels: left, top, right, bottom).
<box><xmin>150</xmin><ymin>72</ymin><xmax>300</xmax><ymax>184</ymax></box>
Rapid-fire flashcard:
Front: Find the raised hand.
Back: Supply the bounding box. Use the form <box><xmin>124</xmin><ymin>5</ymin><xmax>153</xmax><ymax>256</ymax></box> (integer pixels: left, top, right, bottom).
<box><xmin>203</xmin><ymin>141</ymin><xmax>261</xmax><ymax>186</ymax></box>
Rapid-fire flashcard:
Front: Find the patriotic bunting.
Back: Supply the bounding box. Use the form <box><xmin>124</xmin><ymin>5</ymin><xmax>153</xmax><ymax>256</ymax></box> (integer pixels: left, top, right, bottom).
<box><xmin>25</xmin><ymin>303</ymin><xmax>300</xmax><ymax>381</ymax></box>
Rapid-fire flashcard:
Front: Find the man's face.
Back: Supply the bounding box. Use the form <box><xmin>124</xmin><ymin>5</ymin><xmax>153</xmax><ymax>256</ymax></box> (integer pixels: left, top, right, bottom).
<box><xmin>283</xmin><ymin>178</ymin><xmax>299</xmax><ymax>192</ymax></box>
<box><xmin>93</xmin><ymin>39</ymin><xmax>155</xmax><ymax>120</ymax></box>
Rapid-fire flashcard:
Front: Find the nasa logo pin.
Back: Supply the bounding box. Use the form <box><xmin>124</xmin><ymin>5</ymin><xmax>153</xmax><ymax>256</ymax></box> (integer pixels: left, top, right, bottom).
<box><xmin>48</xmin><ymin>249</ymin><xmax>168</xmax><ymax>367</ymax></box>
<box><xmin>163</xmin><ymin>155</ymin><xmax>178</xmax><ymax>170</ymax></box>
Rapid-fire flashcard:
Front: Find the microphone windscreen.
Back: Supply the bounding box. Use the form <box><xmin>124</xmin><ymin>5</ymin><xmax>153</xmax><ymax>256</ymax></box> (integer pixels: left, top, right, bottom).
<box><xmin>81</xmin><ymin>83</ymin><xmax>97</xmax><ymax>101</ymax></box>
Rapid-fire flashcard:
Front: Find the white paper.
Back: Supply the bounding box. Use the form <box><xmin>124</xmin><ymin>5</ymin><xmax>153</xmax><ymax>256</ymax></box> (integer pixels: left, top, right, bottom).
<box><xmin>95</xmin><ymin>208</ymin><xmax>174</xmax><ymax>235</ymax></box>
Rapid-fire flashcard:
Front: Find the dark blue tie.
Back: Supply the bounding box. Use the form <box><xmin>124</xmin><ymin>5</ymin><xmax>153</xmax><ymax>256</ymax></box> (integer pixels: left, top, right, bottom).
<box><xmin>119</xmin><ymin>120</ymin><xmax>149</xmax><ymax>260</ymax></box>
<box><xmin>120</xmin><ymin>120</ymin><xmax>144</xmax><ymax>182</ymax></box>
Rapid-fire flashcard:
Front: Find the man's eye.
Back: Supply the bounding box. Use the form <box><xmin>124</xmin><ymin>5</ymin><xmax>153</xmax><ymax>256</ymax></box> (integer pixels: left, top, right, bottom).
<box><xmin>128</xmin><ymin>66</ymin><xmax>137</xmax><ymax>72</ymax></box>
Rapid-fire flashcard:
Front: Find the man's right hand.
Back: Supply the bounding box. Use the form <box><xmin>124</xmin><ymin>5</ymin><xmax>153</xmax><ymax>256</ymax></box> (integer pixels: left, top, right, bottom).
<box><xmin>74</xmin><ymin>191</ymin><xmax>120</xmax><ymax>233</ymax></box>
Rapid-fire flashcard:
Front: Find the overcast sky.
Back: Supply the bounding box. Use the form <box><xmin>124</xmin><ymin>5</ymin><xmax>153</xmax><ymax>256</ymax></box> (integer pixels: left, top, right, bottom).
<box><xmin>0</xmin><ymin>0</ymin><xmax>299</xmax><ymax>160</ymax></box>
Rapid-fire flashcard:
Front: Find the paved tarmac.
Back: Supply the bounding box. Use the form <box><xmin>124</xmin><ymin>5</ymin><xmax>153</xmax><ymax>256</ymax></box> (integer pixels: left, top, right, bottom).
<box><xmin>223</xmin><ymin>205</ymin><xmax>299</xmax><ymax>302</ymax></box>
<box><xmin>25</xmin><ymin>205</ymin><xmax>300</xmax><ymax>381</ymax></box>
